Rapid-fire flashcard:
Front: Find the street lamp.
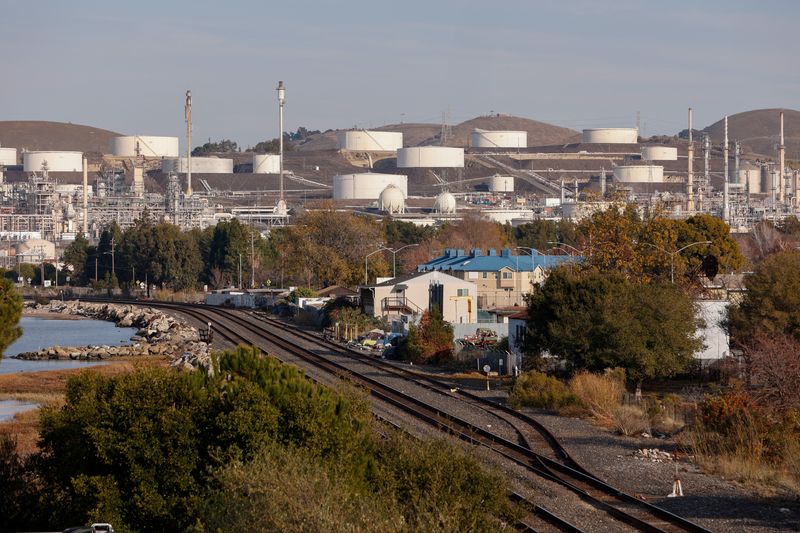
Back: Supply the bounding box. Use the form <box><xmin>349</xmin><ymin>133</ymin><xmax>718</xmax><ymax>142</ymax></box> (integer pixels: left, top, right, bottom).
<box><xmin>365</xmin><ymin>248</ymin><xmax>384</xmax><ymax>285</ymax></box>
<box><xmin>547</xmin><ymin>241</ymin><xmax>581</xmax><ymax>256</ymax></box>
<box><xmin>380</xmin><ymin>244</ymin><xmax>419</xmax><ymax>278</ymax></box>
<box><xmin>642</xmin><ymin>241</ymin><xmax>712</xmax><ymax>283</ymax></box>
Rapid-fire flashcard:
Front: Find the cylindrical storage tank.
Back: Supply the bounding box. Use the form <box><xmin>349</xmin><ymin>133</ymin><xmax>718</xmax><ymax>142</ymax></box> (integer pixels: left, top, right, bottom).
<box><xmin>582</xmin><ymin>128</ymin><xmax>639</xmax><ymax>144</ymax></box>
<box><xmin>253</xmin><ymin>154</ymin><xmax>280</xmax><ymax>174</ymax></box>
<box><xmin>23</xmin><ymin>151</ymin><xmax>83</xmax><ymax>172</ymax></box>
<box><xmin>613</xmin><ymin>165</ymin><xmax>665</xmax><ymax>183</ymax></box>
<box><xmin>488</xmin><ymin>175</ymin><xmax>514</xmax><ymax>193</ymax></box>
<box><xmin>0</xmin><ymin>147</ymin><xmax>17</xmax><ymax>166</ymax></box>
<box><xmin>741</xmin><ymin>166</ymin><xmax>762</xmax><ymax>194</ymax></box>
<box><xmin>378</xmin><ymin>185</ymin><xmax>406</xmax><ymax>214</ymax></box>
<box><xmin>336</xmin><ymin>131</ymin><xmax>403</xmax><ymax>151</ymax></box>
<box><xmin>434</xmin><ymin>191</ymin><xmax>457</xmax><ymax>214</ymax></box>
<box><xmin>333</xmin><ymin>173</ymin><xmax>408</xmax><ymax>200</ymax></box>
<box><xmin>110</xmin><ymin>136</ymin><xmax>180</xmax><ymax>158</ymax></box>
<box><xmin>162</xmin><ymin>157</ymin><xmax>233</xmax><ymax>174</ymax></box>
<box><xmin>471</xmin><ymin>129</ymin><xmax>527</xmax><ymax>148</ymax></box>
<box><xmin>396</xmin><ymin>147</ymin><xmax>464</xmax><ymax>168</ymax></box>
<box><xmin>640</xmin><ymin>146</ymin><xmax>677</xmax><ymax>161</ymax></box>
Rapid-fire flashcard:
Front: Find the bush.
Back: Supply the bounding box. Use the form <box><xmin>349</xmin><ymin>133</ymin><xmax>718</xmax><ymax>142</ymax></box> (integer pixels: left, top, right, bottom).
<box><xmin>612</xmin><ymin>405</ymin><xmax>650</xmax><ymax>436</ymax></box>
<box><xmin>568</xmin><ymin>371</ymin><xmax>624</xmax><ymax>423</ymax></box>
<box><xmin>508</xmin><ymin>371</ymin><xmax>576</xmax><ymax>410</ymax></box>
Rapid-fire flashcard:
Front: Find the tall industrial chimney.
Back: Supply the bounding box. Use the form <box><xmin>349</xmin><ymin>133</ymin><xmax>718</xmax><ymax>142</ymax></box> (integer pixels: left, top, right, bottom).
<box><xmin>687</xmin><ymin>108</ymin><xmax>694</xmax><ymax>211</ymax></box>
<box><xmin>82</xmin><ymin>156</ymin><xmax>89</xmax><ymax>235</ymax></box>
<box><xmin>600</xmin><ymin>167</ymin><xmax>606</xmax><ymax>197</ymax></box>
<box><xmin>275</xmin><ymin>81</ymin><xmax>287</xmax><ymax>216</ymax></box>
<box><xmin>185</xmin><ymin>90</ymin><xmax>193</xmax><ymax>197</ymax></box>
<box><xmin>723</xmin><ymin>116</ymin><xmax>730</xmax><ymax>224</ymax></box>
<box><xmin>779</xmin><ymin>110</ymin><xmax>786</xmax><ymax>205</ymax></box>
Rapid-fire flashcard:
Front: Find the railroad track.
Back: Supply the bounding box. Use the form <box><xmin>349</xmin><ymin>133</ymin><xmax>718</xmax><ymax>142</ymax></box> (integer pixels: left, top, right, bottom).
<box><xmin>85</xmin><ymin>299</ymin><xmax>711</xmax><ymax>532</ymax></box>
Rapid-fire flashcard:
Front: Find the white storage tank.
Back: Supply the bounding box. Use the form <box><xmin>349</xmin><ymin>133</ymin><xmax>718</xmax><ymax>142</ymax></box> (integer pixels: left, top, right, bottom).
<box><xmin>333</xmin><ymin>173</ymin><xmax>408</xmax><ymax>200</ymax></box>
<box><xmin>488</xmin><ymin>175</ymin><xmax>514</xmax><ymax>193</ymax></box>
<box><xmin>110</xmin><ymin>136</ymin><xmax>180</xmax><ymax>158</ymax></box>
<box><xmin>23</xmin><ymin>151</ymin><xmax>83</xmax><ymax>172</ymax></box>
<box><xmin>433</xmin><ymin>191</ymin><xmax>457</xmax><ymax>214</ymax></box>
<box><xmin>162</xmin><ymin>157</ymin><xmax>233</xmax><ymax>174</ymax></box>
<box><xmin>253</xmin><ymin>154</ymin><xmax>280</xmax><ymax>174</ymax></box>
<box><xmin>337</xmin><ymin>131</ymin><xmax>403</xmax><ymax>151</ymax></box>
<box><xmin>640</xmin><ymin>146</ymin><xmax>678</xmax><ymax>161</ymax></box>
<box><xmin>740</xmin><ymin>164</ymin><xmax>762</xmax><ymax>194</ymax></box>
<box><xmin>378</xmin><ymin>185</ymin><xmax>406</xmax><ymax>214</ymax></box>
<box><xmin>397</xmin><ymin>147</ymin><xmax>464</xmax><ymax>168</ymax></box>
<box><xmin>582</xmin><ymin>128</ymin><xmax>638</xmax><ymax>144</ymax></box>
<box><xmin>613</xmin><ymin>165</ymin><xmax>665</xmax><ymax>183</ymax></box>
<box><xmin>0</xmin><ymin>147</ymin><xmax>17</xmax><ymax>166</ymax></box>
<box><xmin>471</xmin><ymin>129</ymin><xmax>527</xmax><ymax>148</ymax></box>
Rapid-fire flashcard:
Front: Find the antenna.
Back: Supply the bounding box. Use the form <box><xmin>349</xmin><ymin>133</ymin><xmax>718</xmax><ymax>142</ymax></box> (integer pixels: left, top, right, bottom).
<box><xmin>185</xmin><ymin>90</ymin><xmax>193</xmax><ymax>197</ymax></box>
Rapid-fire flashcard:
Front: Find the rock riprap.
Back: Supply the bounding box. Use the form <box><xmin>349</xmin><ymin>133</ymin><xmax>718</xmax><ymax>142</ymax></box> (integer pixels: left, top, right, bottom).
<box><xmin>19</xmin><ymin>301</ymin><xmax>211</xmax><ymax>372</ymax></box>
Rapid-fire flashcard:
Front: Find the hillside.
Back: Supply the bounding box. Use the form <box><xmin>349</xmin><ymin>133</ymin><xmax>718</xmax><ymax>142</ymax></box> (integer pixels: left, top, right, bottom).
<box><xmin>703</xmin><ymin>108</ymin><xmax>800</xmax><ymax>159</ymax></box>
<box><xmin>0</xmin><ymin>121</ymin><xmax>122</xmax><ymax>160</ymax></box>
<box><xmin>294</xmin><ymin>115</ymin><xmax>579</xmax><ymax>151</ymax></box>
<box><xmin>429</xmin><ymin>114</ymin><xmax>580</xmax><ymax>148</ymax></box>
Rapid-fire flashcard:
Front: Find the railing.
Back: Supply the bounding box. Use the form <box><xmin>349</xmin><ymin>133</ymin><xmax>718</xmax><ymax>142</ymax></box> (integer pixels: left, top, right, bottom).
<box><xmin>381</xmin><ymin>296</ymin><xmax>423</xmax><ymax>315</ymax></box>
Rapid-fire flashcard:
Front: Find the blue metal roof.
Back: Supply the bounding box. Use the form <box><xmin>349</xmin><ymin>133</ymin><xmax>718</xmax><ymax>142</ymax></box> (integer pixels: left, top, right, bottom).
<box><xmin>417</xmin><ymin>248</ymin><xmax>579</xmax><ymax>273</ymax></box>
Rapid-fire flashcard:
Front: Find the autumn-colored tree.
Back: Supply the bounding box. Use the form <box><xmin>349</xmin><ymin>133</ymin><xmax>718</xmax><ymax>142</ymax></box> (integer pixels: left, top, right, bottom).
<box><xmin>396</xmin><ymin>308</ymin><xmax>454</xmax><ymax>364</ymax></box>
<box><xmin>677</xmin><ymin>214</ymin><xmax>744</xmax><ymax>277</ymax></box>
<box><xmin>275</xmin><ymin>204</ymin><xmax>390</xmax><ymax>288</ymax></box>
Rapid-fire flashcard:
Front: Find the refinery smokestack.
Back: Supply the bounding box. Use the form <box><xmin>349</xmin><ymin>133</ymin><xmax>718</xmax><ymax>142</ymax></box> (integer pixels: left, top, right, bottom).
<box><xmin>82</xmin><ymin>156</ymin><xmax>88</xmax><ymax>235</ymax></box>
<box><xmin>687</xmin><ymin>108</ymin><xmax>694</xmax><ymax>211</ymax></box>
<box><xmin>779</xmin><ymin>110</ymin><xmax>786</xmax><ymax>205</ymax></box>
<box><xmin>185</xmin><ymin>90</ymin><xmax>193</xmax><ymax>197</ymax></box>
<box><xmin>723</xmin><ymin>116</ymin><xmax>730</xmax><ymax>224</ymax></box>
<box><xmin>275</xmin><ymin>81</ymin><xmax>287</xmax><ymax>216</ymax></box>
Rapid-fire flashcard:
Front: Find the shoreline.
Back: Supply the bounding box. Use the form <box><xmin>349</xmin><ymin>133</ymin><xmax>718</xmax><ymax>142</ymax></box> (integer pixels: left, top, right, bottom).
<box><xmin>22</xmin><ymin>310</ymin><xmax>88</xmax><ymax>321</ymax></box>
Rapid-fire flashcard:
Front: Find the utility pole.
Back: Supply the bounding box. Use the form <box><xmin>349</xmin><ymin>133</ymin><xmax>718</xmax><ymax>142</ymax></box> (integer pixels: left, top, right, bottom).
<box><xmin>111</xmin><ymin>238</ymin><xmax>116</xmax><ymax>284</ymax></box>
<box><xmin>250</xmin><ymin>227</ymin><xmax>255</xmax><ymax>289</ymax></box>
<box><xmin>95</xmin><ymin>256</ymin><xmax>98</xmax><ymax>282</ymax></box>
<box><xmin>238</xmin><ymin>253</ymin><xmax>242</xmax><ymax>289</ymax></box>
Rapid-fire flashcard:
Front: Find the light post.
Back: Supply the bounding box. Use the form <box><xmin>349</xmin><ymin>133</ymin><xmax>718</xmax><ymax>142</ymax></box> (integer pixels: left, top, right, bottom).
<box><xmin>364</xmin><ymin>248</ymin><xmax>384</xmax><ymax>285</ymax></box>
<box><xmin>547</xmin><ymin>241</ymin><xmax>581</xmax><ymax>256</ymax></box>
<box><xmin>276</xmin><ymin>81</ymin><xmax>286</xmax><ymax>215</ymax></box>
<box><xmin>642</xmin><ymin>241</ymin><xmax>712</xmax><ymax>283</ymax></box>
<box><xmin>380</xmin><ymin>244</ymin><xmax>419</xmax><ymax>278</ymax></box>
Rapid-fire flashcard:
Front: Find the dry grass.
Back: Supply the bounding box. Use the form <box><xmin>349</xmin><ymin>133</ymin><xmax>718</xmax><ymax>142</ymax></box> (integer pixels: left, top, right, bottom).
<box><xmin>568</xmin><ymin>371</ymin><xmax>624</xmax><ymax>424</ymax></box>
<box><xmin>151</xmin><ymin>288</ymin><xmax>206</xmax><ymax>303</ymax></box>
<box><xmin>0</xmin><ymin>408</ymin><xmax>42</xmax><ymax>456</ymax></box>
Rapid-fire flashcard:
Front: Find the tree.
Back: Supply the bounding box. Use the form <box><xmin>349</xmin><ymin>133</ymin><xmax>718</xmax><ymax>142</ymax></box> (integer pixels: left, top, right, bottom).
<box><xmin>512</xmin><ymin>219</ymin><xmax>579</xmax><ymax>252</ymax></box>
<box><xmin>525</xmin><ymin>267</ymin><xmax>702</xmax><ymax>382</ymax></box>
<box><xmin>0</xmin><ymin>278</ymin><xmax>22</xmax><ymax>356</ymax></box>
<box><xmin>729</xmin><ymin>250</ymin><xmax>800</xmax><ymax>343</ymax></box>
<box><xmin>62</xmin><ymin>234</ymin><xmax>89</xmax><ymax>284</ymax></box>
<box><xmin>192</xmin><ymin>139</ymin><xmax>238</xmax><ymax>156</ymax></box>
<box><xmin>677</xmin><ymin>214</ymin><xmax>744</xmax><ymax>277</ymax></box>
<box><xmin>396</xmin><ymin>308</ymin><xmax>454</xmax><ymax>364</ymax></box>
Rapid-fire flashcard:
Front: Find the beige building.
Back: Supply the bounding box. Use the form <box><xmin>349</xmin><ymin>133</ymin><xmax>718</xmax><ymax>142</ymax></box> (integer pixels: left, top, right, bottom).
<box><xmin>417</xmin><ymin>248</ymin><xmax>577</xmax><ymax>310</ymax></box>
<box><xmin>360</xmin><ymin>270</ymin><xmax>477</xmax><ymax>324</ymax></box>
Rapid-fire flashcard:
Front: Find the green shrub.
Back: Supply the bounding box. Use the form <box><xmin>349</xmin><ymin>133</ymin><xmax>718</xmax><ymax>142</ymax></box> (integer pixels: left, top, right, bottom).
<box><xmin>508</xmin><ymin>371</ymin><xmax>576</xmax><ymax>409</ymax></box>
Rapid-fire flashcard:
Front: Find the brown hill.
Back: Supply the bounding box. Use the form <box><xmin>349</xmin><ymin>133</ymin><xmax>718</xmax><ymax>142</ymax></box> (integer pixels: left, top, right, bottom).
<box><xmin>293</xmin><ymin>122</ymin><xmax>441</xmax><ymax>151</ymax></box>
<box><xmin>703</xmin><ymin>108</ymin><xmax>800</xmax><ymax>159</ymax></box>
<box><xmin>0</xmin><ymin>121</ymin><xmax>122</xmax><ymax>160</ymax></box>
<box><xmin>430</xmin><ymin>114</ymin><xmax>580</xmax><ymax>148</ymax></box>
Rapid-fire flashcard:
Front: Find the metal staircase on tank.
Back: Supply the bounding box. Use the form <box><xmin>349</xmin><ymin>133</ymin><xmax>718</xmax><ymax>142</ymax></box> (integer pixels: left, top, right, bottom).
<box><xmin>475</xmin><ymin>154</ymin><xmax>561</xmax><ymax>194</ymax></box>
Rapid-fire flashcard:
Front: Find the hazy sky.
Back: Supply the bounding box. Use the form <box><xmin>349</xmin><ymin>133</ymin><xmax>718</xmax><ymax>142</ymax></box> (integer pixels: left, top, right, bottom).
<box><xmin>2</xmin><ymin>0</ymin><xmax>797</xmax><ymax>148</ymax></box>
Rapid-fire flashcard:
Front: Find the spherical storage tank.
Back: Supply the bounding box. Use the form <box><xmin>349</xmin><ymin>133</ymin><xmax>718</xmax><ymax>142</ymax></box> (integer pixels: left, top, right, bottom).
<box><xmin>397</xmin><ymin>147</ymin><xmax>464</xmax><ymax>168</ymax></box>
<box><xmin>110</xmin><ymin>136</ymin><xmax>179</xmax><ymax>158</ymax></box>
<box><xmin>333</xmin><ymin>173</ymin><xmax>408</xmax><ymax>200</ymax></box>
<box><xmin>337</xmin><ymin>131</ymin><xmax>403</xmax><ymax>151</ymax></box>
<box><xmin>378</xmin><ymin>185</ymin><xmax>405</xmax><ymax>214</ymax></box>
<box><xmin>0</xmin><ymin>147</ymin><xmax>17</xmax><ymax>166</ymax></box>
<box><xmin>471</xmin><ymin>129</ymin><xmax>527</xmax><ymax>148</ymax></box>
<box><xmin>640</xmin><ymin>146</ymin><xmax>677</xmax><ymax>161</ymax></box>
<box><xmin>489</xmin><ymin>175</ymin><xmax>514</xmax><ymax>193</ymax></box>
<box><xmin>582</xmin><ymin>128</ymin><xmax>638</xmax><ymax>144</ymax></box>
<box><xmin>433</xmin><ymin>191</ymin><xmax>457</xmax><ymax>214</ymax></box>
<box><xmin>23</xmin><ymin>151</ymin><xmax>82</xmax><ymax>172</ymax></box>
<box><xmin>613</xmin><ymin>165</ymin><xmax>664</xmax><ymax>183</ymax></box>
<box><xmin>253</xmin><ymin>154</ymin><xmax>280</xmax><ymax>174</ymax></box>
<box><xmin>162</xmin><ymin>157</ymin><xmax>233</xmax><ymax>174</ymax></box>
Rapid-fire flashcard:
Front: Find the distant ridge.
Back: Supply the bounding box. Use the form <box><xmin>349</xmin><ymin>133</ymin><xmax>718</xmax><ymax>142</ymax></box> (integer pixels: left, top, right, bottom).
<box><xmin>0</xmin><ymin>121</ymin><xmax>122</xmax><ymax>158</ymax></box>
<box><xmin>702</xmin><ymin>108</ymin><xmax>800</xmax><ymax>158</ymax></box>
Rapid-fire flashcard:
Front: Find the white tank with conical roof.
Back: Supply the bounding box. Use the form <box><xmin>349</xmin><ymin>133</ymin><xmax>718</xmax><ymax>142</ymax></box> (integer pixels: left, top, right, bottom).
<box><xmin>378</xmin><ymin>185</ymin><xmax>405</xmax><ymax>214</ymax></box>
<box><xmin>434</xmin><ymin>191</ymin><xmax>457</xmax><ymax>214</ymax></box>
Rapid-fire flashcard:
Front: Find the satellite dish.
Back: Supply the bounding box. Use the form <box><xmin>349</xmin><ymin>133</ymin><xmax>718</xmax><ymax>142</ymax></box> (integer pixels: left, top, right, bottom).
<box><xmin>483</xmin><ymin>364</ymin><xmax>491</xmax><ymax>373</ymax></box>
